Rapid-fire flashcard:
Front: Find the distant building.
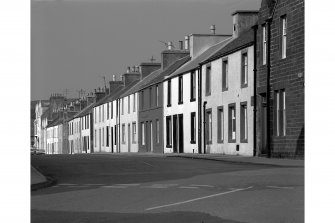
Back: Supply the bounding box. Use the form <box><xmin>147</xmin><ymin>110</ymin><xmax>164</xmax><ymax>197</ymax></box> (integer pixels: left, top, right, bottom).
<box><xmin>255</xmin><ymin>0</ymin><xmax>304</xmax><ymax>158</ymax></box>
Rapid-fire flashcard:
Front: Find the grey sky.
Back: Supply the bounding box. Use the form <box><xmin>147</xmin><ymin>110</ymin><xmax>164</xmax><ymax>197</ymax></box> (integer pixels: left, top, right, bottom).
<box><xmin>31</xmin><ymin>0</ymin><xmax>261</xmax><ymax>101</ymax></box>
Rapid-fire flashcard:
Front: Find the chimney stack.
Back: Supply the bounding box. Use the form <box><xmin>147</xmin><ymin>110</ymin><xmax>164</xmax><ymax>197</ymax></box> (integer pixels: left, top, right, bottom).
<box><xmin>184</xmin><ymin>36</ymin><xmax>189</xmax><ymax>50</ymax></box>
<box><xmin>179</xmin><ymin>41</ymin><xmax>183</xmax><ymax>50</ymax></box>
<box><xmin>210</xmin><ymin>25</ymin><xmax>216</xmax><ymax>35</ymax></box>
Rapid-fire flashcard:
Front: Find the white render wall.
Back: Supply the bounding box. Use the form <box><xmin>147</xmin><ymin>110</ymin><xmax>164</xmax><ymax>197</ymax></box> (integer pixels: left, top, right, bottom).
<box><xmin>163</xmin><ymin>70</ymin><xmax>199</xmax><ymax>153</ymax></box>
<box><xmin>93</xmin><ymin>100</ymin><xmax>119</xmax><ymax>153</ymax></box>
<box><xmin>119</xmin><ymin>93</ymin><xmax>138</xmax><ymax>153</ymax></box>
<box><xmin>202</xmin><ymin>45</ymin><xmax>254</xmax><ymax>156</ymax></box>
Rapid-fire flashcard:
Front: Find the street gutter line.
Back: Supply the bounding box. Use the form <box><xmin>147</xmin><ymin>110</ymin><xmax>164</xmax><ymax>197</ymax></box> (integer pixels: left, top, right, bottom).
<box><xmin>145</xmin><ymin>186</ymin><xmax>253</xmax><ymax>211</ymax></box>
<box><xmin>190</xmin><ymin>184</ymin><xmax>214</xmax><ymax>187</ymax></box>
<box><xmin>179</xmin><ymin>186</ymin><xmax>199</xmax><ymax>189</ymax></box>
<box><xmin>114</xmin><ymin>184</ymin><xmax>140</xmax><ymax>186</ymax></box>
<box><xmin>266</xmin><ymin>186</ymin><xmax>294</xmax><ymax>190</ymax></box>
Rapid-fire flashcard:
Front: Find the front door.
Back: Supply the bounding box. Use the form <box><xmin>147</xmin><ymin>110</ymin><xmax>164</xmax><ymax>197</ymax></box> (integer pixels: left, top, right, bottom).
<box><xmin>173</xmin><ymin>115</ymin><xmax>178</xmax><ymax>153</ymax></box>
<box><xmin>128</xmin><ymin>124</ymin><xmax>131</xmax><ymax>152</ymax></box>
<box><xmin>260</xmin><ymin>93</ymin><xmax>267</xmax><ymax>155</ymax></box>
<box><xmin>178</xmin><ymin>114</ymin><xmax>184</xmax><ymax>153</ymax></box>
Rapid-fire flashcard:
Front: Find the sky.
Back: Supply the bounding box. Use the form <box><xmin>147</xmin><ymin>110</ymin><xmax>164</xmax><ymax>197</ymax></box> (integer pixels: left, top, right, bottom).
<box><xmin>31</xmin><ymin>0</ymin><xmax>261</xmax><ymax>101</ymax></box>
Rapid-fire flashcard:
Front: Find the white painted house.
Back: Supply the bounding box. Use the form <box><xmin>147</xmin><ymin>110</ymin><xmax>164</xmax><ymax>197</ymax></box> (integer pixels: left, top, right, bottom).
<box><xmin>199</xmin><ymin>11</ymin><xmax>258</xmax><ymax>156</ymax></box>
<box><xmin>163</xmin><ymin>29</ymin><xmax>232</xmax><ymax>154</ymax></box>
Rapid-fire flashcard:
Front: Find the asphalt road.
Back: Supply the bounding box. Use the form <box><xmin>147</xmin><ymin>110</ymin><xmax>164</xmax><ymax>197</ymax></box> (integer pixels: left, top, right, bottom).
<box><xmin>31</xmin><ymin>154</ymin><xmax>304</xmax><ymax>223</ymax></box>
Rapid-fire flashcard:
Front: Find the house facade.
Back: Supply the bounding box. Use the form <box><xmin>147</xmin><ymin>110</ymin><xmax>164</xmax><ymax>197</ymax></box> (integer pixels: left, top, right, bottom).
<box><xmin>199</xmin><ymin>11</ymin><xmax>258</xmax><ymax>156</ymax></box>
<box><xmin>163</xmin><ymin>32</ymin><xmax>231</xmax><ymax>154</ymax></box>
<box><xmin>255</xmin><ymin>0</ymin><xmax>304</xmax><ymax>158</ymax></box>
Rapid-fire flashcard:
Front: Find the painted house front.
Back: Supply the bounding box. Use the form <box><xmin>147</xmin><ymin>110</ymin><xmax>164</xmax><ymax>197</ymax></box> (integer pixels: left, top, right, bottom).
<box><xmin>200</xmin><ymin>11</ymin><xmax>258</xmax><ymax>156</ymax></box>
<box><xmin>163</xmin><ymin>32</ymin><xmax>231</xmax><ymax>154</ymax></box>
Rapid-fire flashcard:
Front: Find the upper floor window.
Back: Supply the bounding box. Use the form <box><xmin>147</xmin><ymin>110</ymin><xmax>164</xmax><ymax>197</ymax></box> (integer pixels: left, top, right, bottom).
<box><xmin>107</xmin><ymin>103</ymin><xmax>109</xmax><ymax>120</ymax></box>
<box><xmin>111</xmin><ymin>102</ymin><xmax>113</xmax><ymax>119</ymax></box>
<box><xmin>128</xmin><ymin>96</ymin><xmax>130</xmax><ymax>114</ymax></box>
<box><xmin>156</xmin><ymin>85</ymin><xmax>159</xmax><ymax>107</ymax></box>
<box><xmin>205</xmin><ymin>64</ymin><xmax>211</xmax><ymax>96</ymax></box>
<box><xmin>241</xmin><ymin>52</ymin><xmax>248</xmax><ymax>88</ymax></box>
<box><xmin>190</xmin><ymin>71</ymin><xmax>196</xmax><ymax>101</ymax></box>
<box><xmin>122</xmin><ymin>98</ymin><xmax>124</xmax><ymax>115</ymax></box>
<box><xmin>281</xmin><ymin>15</ymin><xmax>287</xmax><ymax>59</ymax></box>
<box><xmin>222</xmin><ymin>59</ymin><xmax>228</xmax><ymax>91</ymax></box>
<box><xmin>149</xmin><ymin>87</ymin><xmax>152</xmax><ymax>108</ymax></box>
<box><xmin>133</xmin><ymin>94</ymin><xmax>136</xmax><ymax>112</ymax></box>
<box><xmin>178</xmin><ymin>76</ymin><xmax>183</xmax><ymax>104</ymax></box>
<box><xmin>262</xmin><ymin>24</ymin><xmax>267</xmax><ymax>65</ymax></box>
<box><xmin>167</xmin><ymin>80</ymin><xmax>171</xmax><ymax>107</ymax></box>
<box><xmin>141</xmin><ymin>91</ymin><xmax>144</xmax><ymax>110</ymax></box>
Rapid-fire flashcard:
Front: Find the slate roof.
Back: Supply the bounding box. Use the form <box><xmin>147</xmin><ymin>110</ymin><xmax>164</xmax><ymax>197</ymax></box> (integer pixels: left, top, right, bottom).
<box><xmin>46</xmin><ymin>116</ymin><xmax>62</xmax><ymax>128</ymax></box>
<box><xmin>167</xmin><ymin>38</ymin><xmax>233</xmax><ymax>79</ymax></box>
<box><xmin>139</xmin><ymin>55</ymin><xmax>191</xmax><ymax>90</ymax></box>
<box><xmin>201</xmin><ymin>29</ymin><xmax>254</xmax><ymax>65</ymax></box>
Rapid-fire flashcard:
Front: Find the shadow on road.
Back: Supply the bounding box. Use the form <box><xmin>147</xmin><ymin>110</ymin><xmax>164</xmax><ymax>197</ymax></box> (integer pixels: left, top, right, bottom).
<box><xmin>31</xmin><ymin>209</ymin><xmax>247</xmax><ymax>223</ymax></box>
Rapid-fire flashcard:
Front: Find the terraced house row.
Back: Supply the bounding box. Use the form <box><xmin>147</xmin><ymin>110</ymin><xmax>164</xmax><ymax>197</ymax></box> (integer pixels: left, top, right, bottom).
<box><xmin>34</xmin><ymin>0</ymin><xmax>304</xmax><ymax>158</ymax></box>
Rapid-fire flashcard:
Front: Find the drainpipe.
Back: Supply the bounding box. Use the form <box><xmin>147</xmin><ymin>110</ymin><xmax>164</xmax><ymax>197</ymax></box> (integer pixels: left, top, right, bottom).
<box><xmin>197</xmin><ymin>67</ymin><xmax>202</xmax><ymax>154</ymax></box>
<box><xmin>252</xmin><ymin>24</ymin><xmax>258</xmax><ymax>157</ymax></box>
<box><xmin>266</xmin><ymin>18</ymin><xmax>272</xmax><ymax>158</ymax></box>
<box><xmin>203</xmin><ymin>101</ymin><xmax>207</xmax><ymax>154</ymax></box>
<box><xmin>118</xmin><ymin>99</ymin><xmax>121</xmax><ymax>153</ymax></box>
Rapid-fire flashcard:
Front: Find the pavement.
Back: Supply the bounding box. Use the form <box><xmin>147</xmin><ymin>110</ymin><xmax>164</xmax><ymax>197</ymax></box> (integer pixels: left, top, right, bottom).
<box><xmin>31</xmin><ymin>153</ymin><xmax>304</xmax><ymax>190</ymax></box>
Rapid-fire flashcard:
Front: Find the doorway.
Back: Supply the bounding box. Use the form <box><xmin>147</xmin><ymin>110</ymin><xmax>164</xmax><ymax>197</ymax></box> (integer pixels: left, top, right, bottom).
<box><xmin>173</xmin><ymin>115</ymin><xmax>178</xmax><ymax>153</ymax></box>
<box><xmin>128</xmin><ymin>124</ymin><xmax>131</xmax><ymax>152</ymax></box>
<box><xmin>260</xmin><ymin>93</ymin><xmax>267</xmax><ymax>155</ymax></box>
<box><xmin>178</xmin><ymin>114</ymin><xmax>184</xmax><ymax>153</ymax></box>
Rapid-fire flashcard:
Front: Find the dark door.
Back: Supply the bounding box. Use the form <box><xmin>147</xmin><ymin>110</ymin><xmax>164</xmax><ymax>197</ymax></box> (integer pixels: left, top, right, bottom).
<box><xmin>173</xmin><ymin>115</ymin><xmax>178</xmax><ymax>153</ymax></box>
<box><xmin>260</xmin><ymin>94</ymin><xmax>267</xmax><ymax>155</ymax></box>
<box><xmin>128</xmin><ymin>124</ymin><xmax>131</xmax><ymax>152</ymax></box>
<box><xmin>178</xmin><ymin>114</ymin><xmax>184</xmax><ymax>153</ymax></box>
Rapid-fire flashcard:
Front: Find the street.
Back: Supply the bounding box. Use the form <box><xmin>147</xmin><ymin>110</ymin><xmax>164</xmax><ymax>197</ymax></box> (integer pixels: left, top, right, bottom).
<box><xmin>31</xmin><ymin>154</ymin><xmax>304</xmax><ymax>223</ymax></box>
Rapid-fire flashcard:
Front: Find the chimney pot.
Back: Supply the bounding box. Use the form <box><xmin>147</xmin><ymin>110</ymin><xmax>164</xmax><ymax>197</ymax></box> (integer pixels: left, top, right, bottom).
<box><xmin>168</xmin><ymin>41</ymin><xmax>173</xmax><ymax>50</ymax></box>
<box><xmin>210</xmin><ymin>24</ymin><xmax>216</xmax><ymax>35</ymax></box>
<box><xmin>184</xmin><ymin>36</ymin><xmax>189</xmax><ymax>50</ymax></box>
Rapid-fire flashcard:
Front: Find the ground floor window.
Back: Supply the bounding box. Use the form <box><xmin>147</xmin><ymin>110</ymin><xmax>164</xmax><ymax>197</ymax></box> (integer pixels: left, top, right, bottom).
<box><xmin>106</xmin><ymin>126</ymin><xmax>109</xmax><ymax>147</ymax></box>
<box><xmin>240</xmin><ymin>102</ymin><xmax>248</xmax><ymax>142</ymax></box>
<box><xmin>166</xmin><ymin>116</ymin><xmax>172</xmax><ymax>147</ymax></box>
<box><xmin>122</xmin><ymin>124</ymin><xmax>126</xmax><ymax>144</ymax></box>
<box><xmin>217</xmin><ymin>106</ymin><xmax>224</xmax><ymax>143</ymax></box>
<box><xmin>141</xmin><ymin>122</ymin><xmax>145</xmax><ymax>145</ymax></box>
<box><xmin>156</xmin><ymin>119</ymin><xmax>160</xmax><ymax>144</ymax></box>
<box><xmin>274</xmin><ymin>89</ymin><xmax>286</xmax><ymax>136</ymax></box>
<box><xmin>206</xmin><ymin>109</ymin><xmax>212</xmax><ymax>144</ymax></box>
<box><xmin>228</xmin><ymin>104</ymin><xmax>236</xmax><ymax>143</ymax></box>
<box><xmin>132</xmin><ymin>122</ymin><xmax>136</xmax><ymax>143</ymax></box>
<box><xmin>190</xmin><ymin>112</ymin><xmax>196</xmax><ymax>144</ymax></box>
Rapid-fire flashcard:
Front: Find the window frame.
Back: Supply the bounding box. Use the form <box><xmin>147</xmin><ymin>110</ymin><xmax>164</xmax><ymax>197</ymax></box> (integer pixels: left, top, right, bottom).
<box><xmin>217</xmin><ymin>106</ymin><xmax>224</xmax><ymax>143</ymax></box>
<box><xmin>190</xmin><ymin>70</ymin><xmax>196</xmax><ymax>102</ymax></box>
<box><xmin>167</xmin><ymin>80</ymin><xmax>171</xmax><ymax>107</ymax></box>
<box><xmin>166</xmin><ymin>116</ymin><xmax>172</xmax><ymax>148</ymax></box>
<box><xmin>190</xmin><ymin>112</ymin><xmax>196</xmax><ymax>144</ymax></box>
<box><xmin>228</xmin><ymin>103</ymin><xmax>236</xmax><ymax>143</ymax></box>
<box><xmin>206</xmin><ymin>108</ymin><xmax>212</xmax><ymax>145</ymax></box>
<box><xmin>222</xmin><ymin>58</ymin><xmax>228</xmax><ymax>91</ymax></box>
<box><xmin>178</xmin><ymin>76</ymin><xmax>183</xmax><ymax>104</ymax></box>
<box><xmin>132</xmin><ymin>122</ymin><xmax>136</xmax><ymax>143</ymax></box>
<box><xmin>281</xmin><ymin>15</ymin><xmax>287</xmax><ymax>59</ymax></box>
<box><xmin>241</xmin><ymin>52</ymin><xmax>248</xmax><ymax>88</ymax></box>
<box><xmin>240</xmin><ymin>102</ymin><xmax>248</xmax><ymax>143</ymax></box>
<box><xmin>205</xmin><ymin>64</ymin><xmax>211</xmax><ymax>96</ymax></box>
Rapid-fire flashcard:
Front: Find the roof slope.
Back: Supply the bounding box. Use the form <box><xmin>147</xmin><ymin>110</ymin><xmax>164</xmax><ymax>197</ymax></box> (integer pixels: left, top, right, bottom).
<box><xmin>201</xmin><ymin>29</ymin><xmax>254</xmax><ymax>64</ymax></box>
<box><xmin>167</xmin><ymin>38</ymin><xmax>233</xmax><ymax>79</ymax></box>
<box><xmin>142</xmin><ymin>55</ymin><xmax>191</xmax><ymax>89</ymax></box>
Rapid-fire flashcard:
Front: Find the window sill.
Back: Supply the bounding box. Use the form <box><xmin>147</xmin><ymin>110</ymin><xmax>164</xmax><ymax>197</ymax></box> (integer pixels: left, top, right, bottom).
<box><xmin>241</xmin><ymin>84</ymin><xmax>248</xmax><ymax>88</ymax></box>
<box><xmin>240</xmin><ymin>139</ymin><xmax>248</xmax><ymax>143</ymax></box>
<box><xmin>190</xmin><ymin>140</ymin><xmax>196</xmax><ymax>144</ymax></box>
<box><xmin>205</xmin><ymin>92</ymin><xmax>211</xmax><ymax>97</ymax></box>
<box><xmin>217</xmin><ymin>140</ymin><xmax>224</xmax><ymax>144</ymax></box>
<box><xmin>166</xmin><ymin>145</ymin><xmax>172</xmax><ymax>148</ymax></box>
<box><xmin>178</xmin><ymin>101</ymin><xmax>183</xmax><ymax>105</ymax></box>
<box><xmin>222</xmin><ymin>87</ymin><xmax>228</xmax><ymax>92</ymax></box>
<box><xmin>190</xmin><ymin>98</ymin><xmax>196</xmax><ymax>102</ymax></box>
<box><xmin>228</xmin><ymin>139</ymin><xmax>236</xmax><ymax>143</ymax></box>
<box><xmin>206</xmin><ymin>141</ymin><xmax>212</xmax><ymax>145</ymax></box>
<box><xmin>167</xmin><ymin>104</ymin><xmax>171</xmax><ymax>107</ymax></box>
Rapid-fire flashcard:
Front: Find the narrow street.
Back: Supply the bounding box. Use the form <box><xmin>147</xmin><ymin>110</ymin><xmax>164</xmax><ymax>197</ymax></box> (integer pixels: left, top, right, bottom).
<box><xmin>31</xmin><ymin>154</ymin><xmax>304</xmax><ymax>223</ymax></box>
